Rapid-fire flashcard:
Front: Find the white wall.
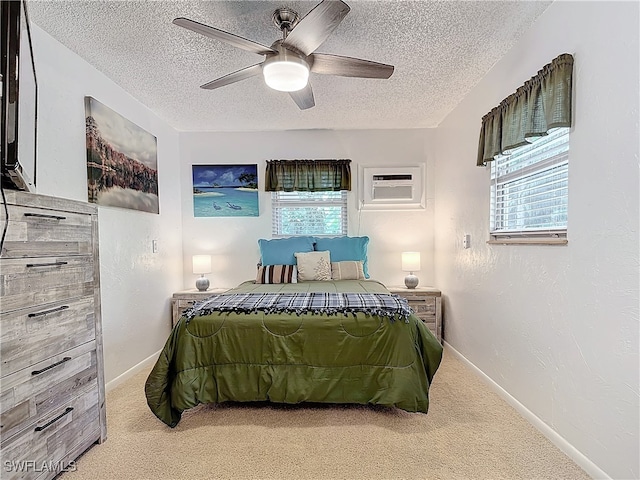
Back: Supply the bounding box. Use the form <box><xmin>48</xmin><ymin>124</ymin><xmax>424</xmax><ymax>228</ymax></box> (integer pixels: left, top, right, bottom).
<box><xmin>179</xmin><ymin>129</ymin><xmax>435</xmax><ymax>289</ymax></box>
<box><xmin>433</xmin><ymin>2</ymin><xmax>639</xmax><ymax>479</ymax></box>
<box><xmin>31</xmin><ymin>26</ymin><xmax>184</xmax><ymax>383</ymax></box>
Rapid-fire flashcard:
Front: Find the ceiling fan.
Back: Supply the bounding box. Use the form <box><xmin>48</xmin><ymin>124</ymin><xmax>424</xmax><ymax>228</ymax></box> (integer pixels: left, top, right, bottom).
<box><xmin>173</xmin><ymin>0</ymin><xmax>394</xmax><ymax>110</ymax></box>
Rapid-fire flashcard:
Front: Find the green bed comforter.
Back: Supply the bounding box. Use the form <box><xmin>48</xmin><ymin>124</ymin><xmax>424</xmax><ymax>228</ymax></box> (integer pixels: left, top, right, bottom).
<box><xmin>145</xmin><ymin>280</ymin><xmax>443</xmax><ymax>427</ymax></box>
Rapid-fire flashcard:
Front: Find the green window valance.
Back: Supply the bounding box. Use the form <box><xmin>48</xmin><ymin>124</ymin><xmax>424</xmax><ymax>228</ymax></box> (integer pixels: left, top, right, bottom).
<box><xmin>265</xmin><ymin>159</ymin><xmax>352</xmax><ymax>192</ymax></box>
<box><xmin>477</xmin><ymin>53</ymin><xmax>574</xmax><ymax>166</ymax></box>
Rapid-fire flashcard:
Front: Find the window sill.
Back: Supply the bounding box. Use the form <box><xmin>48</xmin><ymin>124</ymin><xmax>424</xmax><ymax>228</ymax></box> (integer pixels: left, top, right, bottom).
<box><xmin>487</xmin><ymin>238</ymin><xmax>568</xmax><ymax>246</ymax></box>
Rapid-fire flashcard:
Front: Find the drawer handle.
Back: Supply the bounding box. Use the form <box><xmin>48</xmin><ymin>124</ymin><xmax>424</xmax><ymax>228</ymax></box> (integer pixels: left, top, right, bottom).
<box><xmin>26</xmin><ymin>261</ymin><xmax>68</xmax><ymax>268</ymax></box>
<box><xmin>34</xmin><ymin>407</ymin><xmax>73</xmax><ymax>432</ymax></box>
<box><xmin>24</xmin><ymin>212</ymin><xmax>67</xmax><ymax>220</ymax></box>
<box><xmin>31</xmin><ymin>357</ymin><xmax>71</xmax><ymax>376</ymax></box>
<box><xmin>28</xmin><ymin>305</ymin><xmax>70</xmax><ymax>318</ymax></box>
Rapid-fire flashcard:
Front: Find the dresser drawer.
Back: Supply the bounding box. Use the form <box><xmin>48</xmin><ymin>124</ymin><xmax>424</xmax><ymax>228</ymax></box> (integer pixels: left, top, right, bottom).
<box><xmin>1</xmin><ymin>204</ymin><xmax>92</xmax><ymax>259</ymax></box>
<box><xmin>1</xmin><ymin>296</ymin><xmax>96</xmax><ymax>377</ymax></box>
<box><xmin>0</xmin><ymin>257</ymin><xmax>94</xmax><ymax>314</ymax></box>
<box><xmin>0</xmin><ymin>384</ymin><xmax>100</xmax><ymax>480</ymax></box>
<box><xmin>0</xmin><ymin>341</ymin><xmax>98</xmax><ymax>441</ymax></box>
<box><xmin>0</xmin><ymin>191</ymin><xmax>105</xmax><ymax>474</ymax></box>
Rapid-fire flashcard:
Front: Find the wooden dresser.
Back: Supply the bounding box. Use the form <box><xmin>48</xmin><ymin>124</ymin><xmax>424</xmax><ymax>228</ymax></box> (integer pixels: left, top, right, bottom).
<box><xmin>388</xmin><ymin>286</ymin><xmax>442</xmax><ymax>343</ymax></box>
<box><xmin>0</xmin><ymin>191</ymin><xmax>106</xmax><ymax>479</ymax></box>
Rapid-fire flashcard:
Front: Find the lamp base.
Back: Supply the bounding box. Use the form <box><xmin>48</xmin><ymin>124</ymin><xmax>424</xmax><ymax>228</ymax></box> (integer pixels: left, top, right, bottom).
<box><xmin>404</xmin><ymin>273</ymin><xmax>419</xmax><ymax>289</ymax></box>
<box><xmin>195</xmin><ymin>276</ymin><xmax>210</xmax><ymax>292</ymax></box>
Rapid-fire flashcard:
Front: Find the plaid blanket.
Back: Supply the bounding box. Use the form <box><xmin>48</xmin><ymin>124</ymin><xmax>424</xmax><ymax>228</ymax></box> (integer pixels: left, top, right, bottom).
<box><xmin>184</xmin><ymin>292</ymin><xmax>413</xmax><ymax>323</ymax></box>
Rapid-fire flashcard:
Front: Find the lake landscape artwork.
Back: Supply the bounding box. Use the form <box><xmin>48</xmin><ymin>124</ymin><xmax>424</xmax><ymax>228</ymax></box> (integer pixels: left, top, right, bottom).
<box><xmin>192</xmin><ymin>164</ymin><xmax>259</xmax><ymax>217</ymax></box>
<box><xmin>85</xmin><ymin>97</ymin><xmax>159</xmax><ymax>214</ymax></box>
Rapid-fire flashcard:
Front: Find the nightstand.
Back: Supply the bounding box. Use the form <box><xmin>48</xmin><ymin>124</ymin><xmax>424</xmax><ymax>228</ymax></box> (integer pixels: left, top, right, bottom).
<box><xmin>387</xmin><ymin>286</ymin><xmax>442</xmax><ymax>343</ymax></box>
<box><xmin>171</xmin><ymin>288</ymin><xmax>229</xmax><ymax>327</ymax></box>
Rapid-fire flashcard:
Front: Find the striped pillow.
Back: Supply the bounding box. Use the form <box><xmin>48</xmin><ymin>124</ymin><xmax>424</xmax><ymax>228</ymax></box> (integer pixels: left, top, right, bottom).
<box><xmin>331</xmin><ymin>261</ymin><xmax>365</xmax><ymax>280</ymax></box>
<box><xmin>256</xmin><ymin>264</ymin><xmax>298</xmax><ymax>284</ymax></box>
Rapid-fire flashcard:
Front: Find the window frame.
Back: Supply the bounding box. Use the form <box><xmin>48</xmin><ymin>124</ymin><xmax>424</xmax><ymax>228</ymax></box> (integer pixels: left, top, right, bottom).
<box><xmin>271</xmin><ymin>190</ymin><xmax>348</xmax><ymax>238</ymax></box>
<box><xmin>488</xmin><ymin>127</ymin><xmax>570</xmax><ymax>245</ymax></box>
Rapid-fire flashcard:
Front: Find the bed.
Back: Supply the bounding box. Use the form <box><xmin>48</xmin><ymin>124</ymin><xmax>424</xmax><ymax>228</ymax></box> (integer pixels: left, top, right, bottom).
<box><xmin>145</xmin><ymin>278</ymin><xmax>443</xmax><ymax>427</ymax></box>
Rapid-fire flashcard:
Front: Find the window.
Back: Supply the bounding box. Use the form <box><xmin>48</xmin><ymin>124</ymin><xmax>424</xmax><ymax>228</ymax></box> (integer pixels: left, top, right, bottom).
<box><xmin>490</xmin><ymin>127</ymin><xmax>569</xmax><ymax>241</ymax></box>
<box><xmin>272</xmin><ymin>190</ymin><xmax>348</xmax><ymax>237</ymax></box>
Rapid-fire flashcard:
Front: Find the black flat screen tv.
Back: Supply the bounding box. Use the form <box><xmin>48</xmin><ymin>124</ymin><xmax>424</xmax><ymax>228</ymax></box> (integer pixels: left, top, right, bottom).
<box><xmin>1</xmin><ymin>0</ymin><xmax>37</xmax><ymax>192</ymax></box>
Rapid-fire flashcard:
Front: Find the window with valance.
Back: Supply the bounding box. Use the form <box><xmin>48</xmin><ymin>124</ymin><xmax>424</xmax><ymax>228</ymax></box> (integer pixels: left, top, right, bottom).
<box><xmin>478</xmin><ymin>54</ymin><xmax>574</xmax><ymax>243</ymax></box>
<box><xmin>265</xmin><ymin>159</ymin><xmax>351</xmax><ymax>237</ymax></box>
<box><xmin>477</xmin><ymin>53</ymin><xmax>573</xmax><ymax>166</ymax></box>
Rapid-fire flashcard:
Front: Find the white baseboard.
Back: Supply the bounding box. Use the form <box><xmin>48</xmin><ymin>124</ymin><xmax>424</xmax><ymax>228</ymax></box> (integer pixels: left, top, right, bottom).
<box><xmin>443</xmin><ymin>341</ymin><xmax>610</xmax><ymax>480</ymax></box>
<box><xmin>105</xmin><ymin>349</ymin><xmax>161</xmax><ymax>393</ymax></box>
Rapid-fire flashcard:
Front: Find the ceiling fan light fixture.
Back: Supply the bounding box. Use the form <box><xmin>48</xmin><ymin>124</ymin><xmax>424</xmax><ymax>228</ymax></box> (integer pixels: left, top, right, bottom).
<box><xmin>263</xmin><ymin>57</ymin><xmax>309</xmax><ymax>92</ymax></box>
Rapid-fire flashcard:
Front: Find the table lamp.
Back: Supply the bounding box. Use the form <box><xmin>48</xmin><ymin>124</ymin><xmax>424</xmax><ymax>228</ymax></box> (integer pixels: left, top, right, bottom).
<box><xmin>192</xmin><ymin>254</ymin><xmax>211</xmax><ymax>291</ymax></box>
<box><xmin>401</xmin><ymin>252</ymin><xmax>420</xmax><ymax>289</ymax></box>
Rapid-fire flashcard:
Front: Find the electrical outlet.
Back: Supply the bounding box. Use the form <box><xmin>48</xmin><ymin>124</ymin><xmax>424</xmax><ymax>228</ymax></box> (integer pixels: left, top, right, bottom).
<box><xmin>462</xmin><ymin>234</ymin><xmax>470</xmax><ymax>249</ymax></box>
<box><xmin>152</xmin><ymin>239</ymin><xmax>158</xmax><ymax>253</ymax></box>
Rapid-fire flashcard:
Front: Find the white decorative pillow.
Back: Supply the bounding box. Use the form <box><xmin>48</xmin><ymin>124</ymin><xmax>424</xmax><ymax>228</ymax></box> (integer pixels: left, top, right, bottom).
<box><xmin>294</xmin><ymin>250</ymin><xmax>331</xmax><ymax>281</ymax></box>
<box><xmin>331</xmin><ymin>260</ymin><xmax>365</xmax><ymax>280</ymax></box>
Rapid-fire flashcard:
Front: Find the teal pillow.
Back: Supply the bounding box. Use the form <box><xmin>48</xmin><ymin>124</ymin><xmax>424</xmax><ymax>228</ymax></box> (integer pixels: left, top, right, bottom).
<box><xmin>314</xmin><ymin>236</ymin><xmax>370</xmax><ymax>278</ymax></box>
<box><xmin>258</xmin><ymin>236</ymin><xmax>315</xmax><ymax>266</ymax></box>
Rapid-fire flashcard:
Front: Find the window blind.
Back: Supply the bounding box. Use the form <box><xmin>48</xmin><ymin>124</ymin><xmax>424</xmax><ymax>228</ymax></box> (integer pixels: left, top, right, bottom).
<box><xmin>272</xmin><ymin>191</ymin><xmax>348</xmax><ymax>237</ymax></box>
<box><xmin>490</xmin><ymin>127</ymin><xmax>569</xmax><ymax>237</ymax></box>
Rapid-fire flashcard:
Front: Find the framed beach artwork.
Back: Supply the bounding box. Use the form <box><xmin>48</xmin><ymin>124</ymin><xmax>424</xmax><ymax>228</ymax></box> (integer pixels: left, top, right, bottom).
<box><xmin>84</xmin><ymin>97</ymin><xmax>159</xmax><ymax>214</ymax></box>
<box><xmin>192</xmin><ymin>164</ymin><xmax>259</xmax><ymax>217</ymax></box>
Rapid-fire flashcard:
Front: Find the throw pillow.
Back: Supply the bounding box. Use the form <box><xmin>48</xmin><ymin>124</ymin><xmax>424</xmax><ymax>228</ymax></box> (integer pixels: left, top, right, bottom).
<box><xmin>294</xmin><ymin>250</ymin><xmax>331</xmax><ymax>281</ymax></box>
<box><xmin>331</xmin><ymin>261</ymin><xmax>365</xmax><ymax>280</ymax></box>
<box><xmin>258</xmin><ymin>236</ymin><xmax>315</xmax><ymax>265</ymax></box>
<box><xmin>256</xmin><ymin>264</ymin><xmax>298</xmax><ymax>284</ymax></box>
<box><xmin>314</xmin><ymin>236</ymin><xmax>370</xmax><ymax>278</ymax></box>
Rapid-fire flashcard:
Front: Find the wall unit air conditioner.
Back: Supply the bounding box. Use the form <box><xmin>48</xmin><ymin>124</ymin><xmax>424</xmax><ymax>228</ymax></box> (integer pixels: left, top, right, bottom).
<box><xmin>359</xmin><ymin>165</ymin><xmax>425</xmax><ymax>210</ymax></box>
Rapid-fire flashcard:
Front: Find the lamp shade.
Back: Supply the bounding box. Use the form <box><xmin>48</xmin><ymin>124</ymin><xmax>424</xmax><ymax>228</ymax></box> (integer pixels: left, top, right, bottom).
<box><xmin>401</xmin><ymin>252</ymin><xmax>421</xmax><ymax>272</ymax></box>
<box><xmin>263</xmin><ymin>57</ymin><xmax>309</xmax><ymax>92</ymax></box>
<box><xmin>192</xmin><ymin>255</ymin><xmax>211</xmax><ymax>275</ymax></box>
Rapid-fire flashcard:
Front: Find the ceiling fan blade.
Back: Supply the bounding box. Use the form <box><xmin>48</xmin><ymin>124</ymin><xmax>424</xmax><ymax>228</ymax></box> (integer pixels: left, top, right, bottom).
<box><xmin>289</xmin><ymin>84</ymin><xmax>315</xmax><ymax>110</ymax></box>
<box><xmin>173</xmin><ymin>17</ymin><xmax>276</xmax><ymax>56</ymax></box>
<box><xmin>200</xmin><ymin>63</ymin><xmax>263</xmax><ymax>90</ymax></box>
<box><xmin>311</xmin><ymin>53</ymin><xmax>394</xmax><ymax>79</ymax></box>
<box><xmin>282</xmin><ymin>0</ymin><xmax>350</xmax><ymax>56</ymax></box>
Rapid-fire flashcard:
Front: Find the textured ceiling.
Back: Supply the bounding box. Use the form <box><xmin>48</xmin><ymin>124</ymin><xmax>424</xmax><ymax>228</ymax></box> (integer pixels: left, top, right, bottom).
<box><xmin>27</xmin><ymin>0</ymin><xmax>552</xmax><ymax>132</ymax></box>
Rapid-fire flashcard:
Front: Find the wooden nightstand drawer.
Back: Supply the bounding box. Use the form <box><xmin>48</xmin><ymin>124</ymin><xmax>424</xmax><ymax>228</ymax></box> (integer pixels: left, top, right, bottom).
<box><xmin>174</xmin><ymin>299</ymin><xmax>206</xmax><ymax>322</ymax></box>
<box><xmin>176</xmin><ymin>298</ymin><xmax>201</xmax><ymax>309</ymax></box>
<box><xmin>171</xmin><ymin>289</ymin><xmax>229</xmax><ymax>327</ymax></box>
<box><xmin>409</xmin><ymin>299</ymin><xmax>436</xmax><ymax>315</ymax></box>
<box><xmin>388</xmin><ymin>286</ymin><xmax>442</xmax><ymax>343</ymax></box>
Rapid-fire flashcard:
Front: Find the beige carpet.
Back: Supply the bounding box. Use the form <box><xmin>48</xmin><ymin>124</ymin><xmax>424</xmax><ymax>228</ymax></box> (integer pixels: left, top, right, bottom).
<box><xmin>61</xmin><ymin>348</ymin><xmax>590</xmax><ymax>480</ymax></box>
